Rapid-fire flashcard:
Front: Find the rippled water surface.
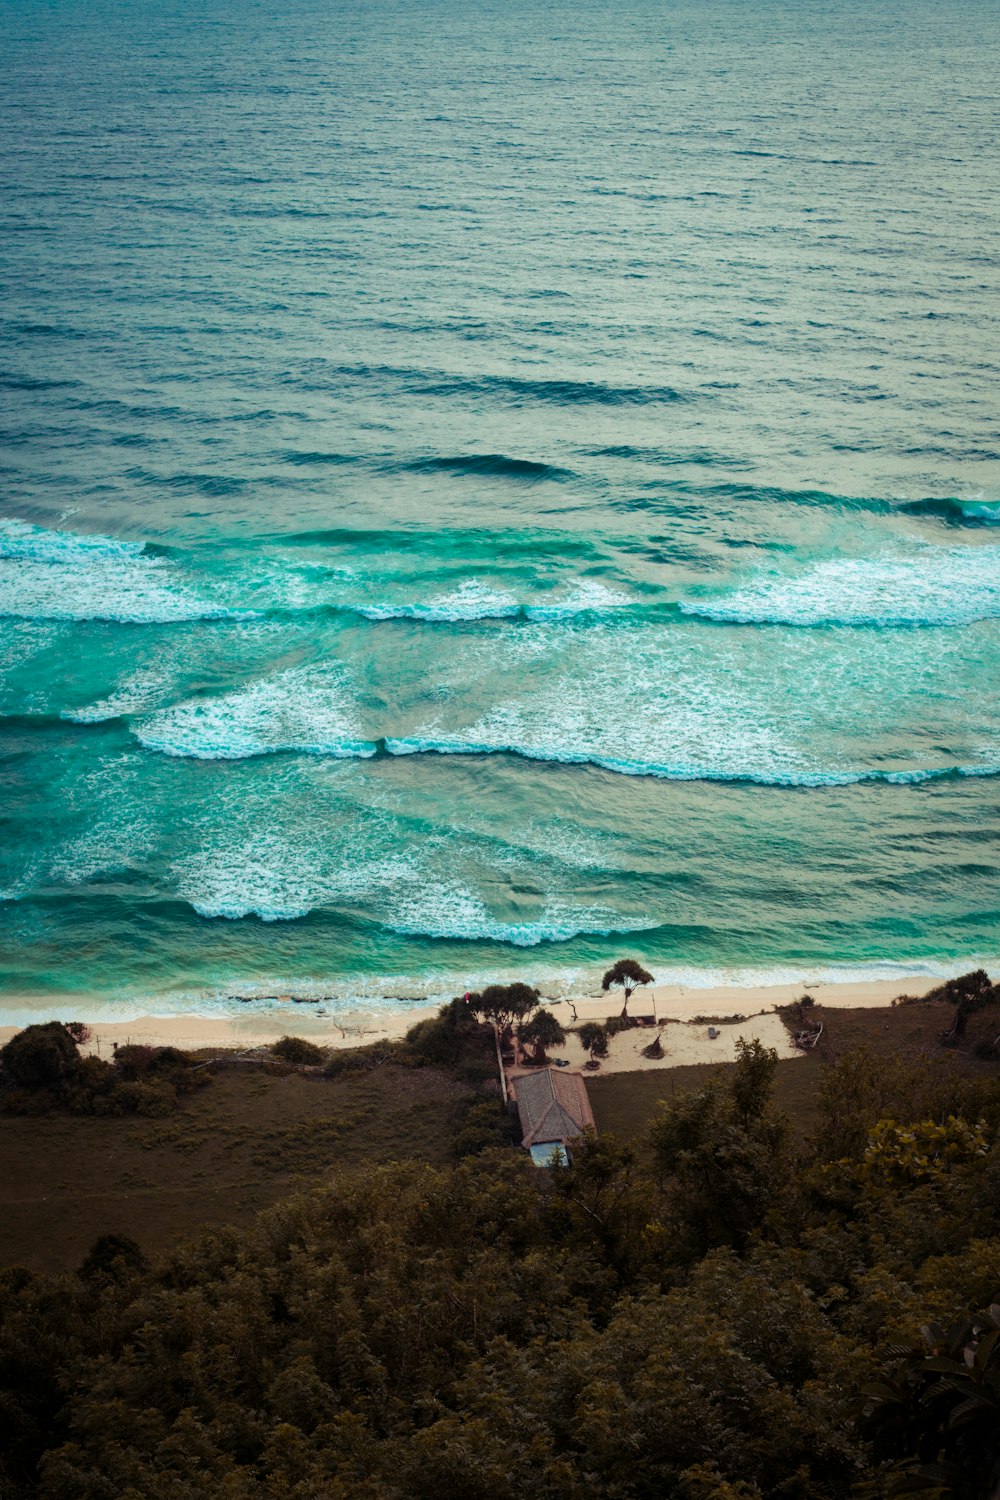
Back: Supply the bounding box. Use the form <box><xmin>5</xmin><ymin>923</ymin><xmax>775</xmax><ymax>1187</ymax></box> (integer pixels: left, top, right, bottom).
<box><xmin>2</xmin><ymin>0</ymin><xmax>999</xmax><ymax>1019</ymax></box>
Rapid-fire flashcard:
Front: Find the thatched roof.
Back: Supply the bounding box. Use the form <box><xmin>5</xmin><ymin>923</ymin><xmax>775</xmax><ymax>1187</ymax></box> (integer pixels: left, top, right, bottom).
<box><xmin>511</xmin><ymin>1067</ymin><xmax>595</xmax><ymax>1148</ymax></box>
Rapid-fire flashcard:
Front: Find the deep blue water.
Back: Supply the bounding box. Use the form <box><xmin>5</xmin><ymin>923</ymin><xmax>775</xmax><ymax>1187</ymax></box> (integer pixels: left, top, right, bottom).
<box><xmin>2</xmin><ymin>0</ymin><xmax>999</xmax><ymax>1022</ymax></box>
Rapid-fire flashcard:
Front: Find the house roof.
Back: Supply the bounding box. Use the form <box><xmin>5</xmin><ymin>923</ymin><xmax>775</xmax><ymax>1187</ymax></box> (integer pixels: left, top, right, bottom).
<box><xmin>513</xmin><ymin>1068</ymin><xmax>596</xmax><ymax>1148</ymax></box>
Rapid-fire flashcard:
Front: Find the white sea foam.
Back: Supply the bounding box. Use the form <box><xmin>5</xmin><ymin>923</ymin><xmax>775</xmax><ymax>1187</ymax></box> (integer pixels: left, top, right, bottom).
<box><xmin>0</xmin><ymin>620</ymin><xmax>61</xmax><ymax>679</ymax></box>
<box><xmin>0</xmin><ymin>518</ymin><xmax>145</xmax><ymax>562</ymax></box>
<box><xmin>178</xmin><ymin>833</ymin><xmax>331</xmax><ymax>921</ymax></box>
<box><xmin>0</xmin><ymin>519</ymin><xmax>250</xmax><ymax>625</ymax></box>
<box><xmin>0</xmin><ymin>953</ymin><xmax>991</xmax><ymax>1033</ymax></box>
<box><xmin>681</xmin><ymin>545</ymin><xmax>1000</xmax><ymax>627</ymax></box>
<box><xmin>383</xmin><ymin>880</ymin><xmax>659</xmax><ymax>945</ymax></box>
<box><xmin>62</xmin><ymin>666</ymin><xmax>178</xmax><ymax>723</ymax></box>
<box><xmin>383</xmin><ymin>737</ymin><xmax>1000</xmax><ymax>786</ymax></box>
<box><xmin>525</xmin><ymin>579</ymin><xmax>632</xmax><ymax>619</ymax></box>
<box><xmin>355</xmin><ymin>576</ymin><xmax>633</xmax><ymax>623</ymax></box>
<box><xmin>357</xmin><ymin>578</ymin><xmax>520</xmax><ymax>622</ymax></box>
<box><xmin>136</xmin><ymin>663</ymin><xmax>375</xmax><ymax>760</ymax></box>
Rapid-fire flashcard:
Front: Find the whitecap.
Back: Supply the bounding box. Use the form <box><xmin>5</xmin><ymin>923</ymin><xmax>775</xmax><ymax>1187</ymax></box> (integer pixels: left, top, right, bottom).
<box><xmin>0</xmin><ymin>518</ymin><xmax>145</xmax><ymax>562</ymax></box>
<box><xmin>0</xmin><ymin>518</ymin><xmax>250</xmax><ymax>625</ymax></box>
<box><xmin>357</xmin><ymin>578</ymin><xmax>520</xmax><ymax>622</ymax></box>
<box><xmin>525</xmin><ymin>579</ymin><xmax>632</xmax><ymax>619</ymax></box>
<box><xmin>681</xmin><ymin>545</ymin><xmax>1000</xmax><ymax>627</ymax></box>
<box><xmin>136</xmin><ymin>663</ymin><xmax>375</xmax><ymax>760</ymax></box>
<box><xmin>383</xmin><ymin>881</ymin><xmax>659</xmax><ymax>945</ymax></box>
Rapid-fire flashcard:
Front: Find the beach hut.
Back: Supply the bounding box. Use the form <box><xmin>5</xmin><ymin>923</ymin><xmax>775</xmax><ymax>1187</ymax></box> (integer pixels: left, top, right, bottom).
<box><xmin>509</xmin><ymin>1066</ymin><xmax>596</xmax><ymax>1166</ymax></box>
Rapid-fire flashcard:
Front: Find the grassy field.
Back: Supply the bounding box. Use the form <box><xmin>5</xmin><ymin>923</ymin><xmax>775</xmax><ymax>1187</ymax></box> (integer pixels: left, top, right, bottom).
<box><xmin>588</xmin><ymin>998</ymin><xmax>1000</xmax><ymax>1146</ymax></box>
<box><xmin>4</xmin><ymin>998</ymin><xmax>997</xmax><ymax>1274</ymax></box>
<box><xmin>1</xmin><ymin>1062</ymin><xmax>476</xmax><ymax>1273</ymax></box>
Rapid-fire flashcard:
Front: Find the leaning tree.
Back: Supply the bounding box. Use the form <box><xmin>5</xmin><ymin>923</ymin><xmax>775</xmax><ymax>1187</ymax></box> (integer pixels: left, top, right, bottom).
<box><xmin>601</xmin><ymin>958</ymin><xmax>654</xmax><ymax>1020</ymax></box>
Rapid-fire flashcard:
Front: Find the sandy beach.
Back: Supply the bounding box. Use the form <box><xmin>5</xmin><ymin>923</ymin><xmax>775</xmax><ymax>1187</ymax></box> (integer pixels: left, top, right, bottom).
<box><xmin>0</xmin><ymin>973</ymin><xmax>943</xmax><ymax>1073</ymax></box>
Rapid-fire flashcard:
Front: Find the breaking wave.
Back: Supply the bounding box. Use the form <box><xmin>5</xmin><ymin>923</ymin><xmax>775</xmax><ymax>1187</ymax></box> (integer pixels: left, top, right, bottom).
<box><xmin>901</xmin><ymin>496</ymin><xmax>1000</xmax><ymax>527</ymax></box>
<box><xmin>135</xmin><ymin>664</ymin><xmax>373</xmax><ymax>760</ymax></box>
<box><xmin>681</xmin><ymin>546</ymin><xmax>1000</xmax><ymax>627</ymax></box>
<box><xmin>0</xmin><ymin>518</ymin><xmax>251</xmax><ymax>624</ymax></box>
<box><xmin>383</xmin><ymin>737</ymin><xmax>1000</xmax><ymax>787</ymax></box>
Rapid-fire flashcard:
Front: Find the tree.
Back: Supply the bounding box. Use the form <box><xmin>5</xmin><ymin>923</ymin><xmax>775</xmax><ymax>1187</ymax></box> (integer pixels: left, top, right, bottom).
<box><xmin>518</xmin><ymin>1008</ymin><xmax>565</xmax><ymax>1065</ymax></box>
<box><xmin>79</xmin><ymin>1234</ymin><xmax>148</xmax><ymax>1283</ymax></box>
<box><xmin>647</xmin><ymin>1041</ymin><xmax>788</xmax><ymax>1256</ymax></box>
<box><xmin>469</xmin><ymin>983</ymin><xmax>539</xmax><ymax>1046</ymax></box>
<box><xmin>730</xmin><ymin>1037</ymin><xmax>778</xmax><ymax>1129</ymax></box>
<box><xmin>0</xmin><ymin>1023</ymin><xmax>81</xmax><ymax>1091</ymax></box>
<box><xmin>601</xmin><ymin>958</ymin><xmax>654</xmax><ymax>1019</ymax></box>
<box><xmin>578</xmin><ymin>1021</ymin><xmax>610</xmax><ymax>1063</ymax></box>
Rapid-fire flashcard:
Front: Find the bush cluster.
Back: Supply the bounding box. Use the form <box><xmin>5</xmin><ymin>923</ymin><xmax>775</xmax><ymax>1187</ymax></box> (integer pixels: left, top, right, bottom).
<box><xmin>0</xmin><ymin>1023</ymin><xmax>207</xmax><ymax>1116</ymax></box>
<box><xmin>0</xmin><ymin>1037</ymin><xmax>997</xmax><ymax>1499</ymax></box>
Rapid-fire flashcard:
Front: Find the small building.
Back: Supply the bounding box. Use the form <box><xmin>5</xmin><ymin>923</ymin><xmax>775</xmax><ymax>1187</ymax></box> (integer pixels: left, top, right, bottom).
<box><xmin>508</xmin><ymin>1066</ymin><xmax>596</xmax><ymax>1166</ymax></box>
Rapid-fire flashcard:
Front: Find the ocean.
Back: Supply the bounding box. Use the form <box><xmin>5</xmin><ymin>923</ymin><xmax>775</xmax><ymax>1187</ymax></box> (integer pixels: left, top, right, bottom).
<box><xmin>2</xmin><ymin>0</ymin><xmax>999</xmax><ymax>1026</ymax></box>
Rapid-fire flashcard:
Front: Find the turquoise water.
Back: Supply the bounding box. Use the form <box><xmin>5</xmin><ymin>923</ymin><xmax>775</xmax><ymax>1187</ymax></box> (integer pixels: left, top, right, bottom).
<box><xmin>2</xmin><ymin>0</ymin><xmax>999</xmax><ymax>1022</ymax></box>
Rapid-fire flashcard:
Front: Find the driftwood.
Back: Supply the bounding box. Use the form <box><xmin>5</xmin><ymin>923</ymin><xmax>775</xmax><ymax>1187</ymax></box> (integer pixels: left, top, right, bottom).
<box><xmin>792</xmin><ymin>1023</ymin><xmax>824</xmax><ymax>1051</ymax></box>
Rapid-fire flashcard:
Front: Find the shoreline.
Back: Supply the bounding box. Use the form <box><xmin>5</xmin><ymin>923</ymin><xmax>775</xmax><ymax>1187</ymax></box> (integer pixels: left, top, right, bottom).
<box><xmin>0</xmin><ymin>974</ymin><xmax>945</xmax><ymax>1072</ymax></box>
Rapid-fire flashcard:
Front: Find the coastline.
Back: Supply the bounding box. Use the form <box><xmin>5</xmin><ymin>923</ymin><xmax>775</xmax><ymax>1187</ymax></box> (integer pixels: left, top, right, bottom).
<box><xmin>0</xmin><ymin>973</ymin><xmax>944</xmax><ymax>1072</ymax></box>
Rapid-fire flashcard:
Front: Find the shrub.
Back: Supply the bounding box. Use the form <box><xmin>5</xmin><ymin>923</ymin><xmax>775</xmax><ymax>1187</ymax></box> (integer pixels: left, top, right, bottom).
<box><xmin>272</xmin><ymin>1036</ymin><xmax>326</xmax><ymax>1066</ymax></box>
<box><xmin>324</xmin><ymin>1042</ymin><xmax>404</xmax><ymax>1076</ymax></box>
<box><xmin>112</xmin><ymin>1080</ymin><xmax>178</xmax><ymax>1117</ymax></box>
<box><xmin>79</xmin><ymin>1234</ymin><xmax>148</xmax><ymax>1282</ymax></box>
<box><xmin>926</xmin><ymin>969</ymin><xmax>996</xmax><ymax>1006</ymax></box>
<box><xmin>1</xmin><ymin>1022</ymin><xmax>81</xmax><ymax>1090</ymax></box>
<box><xmin>113</xmin><ymin>1044</ymin><xmax>157</xmax><ymax>1079</ymax></box>
<box><xmin>405</xmin><ymin>1015</ymin><xmax>463</xmax><ymax>1067</ymax></box>
<box><xmin>578</xmin><ymin>1021</ymin><xmax>610</xmax><ymax>1061</ymax></box>
<box><xmin>0</xmin><ymin>1086</ymin><xmax>55</xmax><ymax>1115</ymax></box>
<box><xmin>452</xmin><ymin>1099</ymin><xmax>518</xmax><ymax>1158</ymax></box>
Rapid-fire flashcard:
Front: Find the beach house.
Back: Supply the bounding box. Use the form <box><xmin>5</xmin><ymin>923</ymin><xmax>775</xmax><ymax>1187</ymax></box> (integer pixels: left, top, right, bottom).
<box><xmin>508</xmin><ymin>1066</ymin><xmax>596</xmax><ymax>1166</ymax></box>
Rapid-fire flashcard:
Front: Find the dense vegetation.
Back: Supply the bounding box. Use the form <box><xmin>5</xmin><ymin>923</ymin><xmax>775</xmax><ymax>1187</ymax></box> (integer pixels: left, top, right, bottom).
<box><xmin>0</xmin><ymin>1023</ymin><xmax>209</xmax><ymax>1117</ymax></box>
<box><xmin>1</xmin><ymin>1023</ymin><xmax>998</xmax><ymax>1500</ymax></box>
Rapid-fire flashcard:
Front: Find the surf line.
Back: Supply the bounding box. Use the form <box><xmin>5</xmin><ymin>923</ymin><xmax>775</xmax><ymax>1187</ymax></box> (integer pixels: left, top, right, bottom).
<box><xmin>127</xmin><ymin>725</ymin><xmax>1000</xmax><ymax>788</ymax></box>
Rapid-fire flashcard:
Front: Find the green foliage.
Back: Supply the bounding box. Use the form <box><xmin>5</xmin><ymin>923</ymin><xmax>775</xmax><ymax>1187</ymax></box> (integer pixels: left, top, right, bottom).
<box><xmin>1</xmin><ymin>1023</ymin><xmax>80</xmax><ymax>1090</ymax></box>
<box><xmin>79</xmin><ymin>1234</ymin><xmax>148</xmax><ymax>1283</ymax></box>
<box><xmin>814</xmin><ymin>1046</ymin><xmax>987</xmax><ymax>1162</ymax></box>
<box><xmin>271</xmin><ymin>1035</ymin><xmax>326</xmax><ymax>1066</ymax></box>
<box><xmin>451</xmin><ymin>1098</ymin><xmax>518</xmax><ymax>1158</ymax></box>
<box><xmin>518</xmin><ymin>1006</ymin><xmax>565</xmax><ymax>1063</ymax></box>
<box><xmin>601</xmin><ymin>956</ymin><xmax>654</xmax><ymax>1016</ymax></box>
<box><xmin>0</xmin><ymin>1025</ymin><xmax>204</xmax><ymax>1117</ymax></box>
<box><xmin>468</xmin><ymin>981</ymin><xmax>540</xmax><ymax>1043</ymax></box>
<box><xmin>861</xmin><ymin>1304</ymin><xmax>1000</xmax><ymax>1498</ymax></box>
<box><xmin>862</xmin><ymin>1116</ymin><xmax>989</xmax><ymax>1188</ymax></box>
<box><xmin>578</xmin><ymin>1020</ymin><xmax>610</xmax><ymax>1060</ymax></box>
<box><xmin>0</xmin><ymin>1024</ymin><xmax>998</xmax><ymax>1500</ymax></box>
<box><xmin>730</xmin><ymin>1036</ymin><xmax>779</xmax><ymax>1127</ymax></box>
<box><xmin>648</xmin><ymin>1039</ymin><xmax>789</xmax><ymax>1255</ymax></box>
